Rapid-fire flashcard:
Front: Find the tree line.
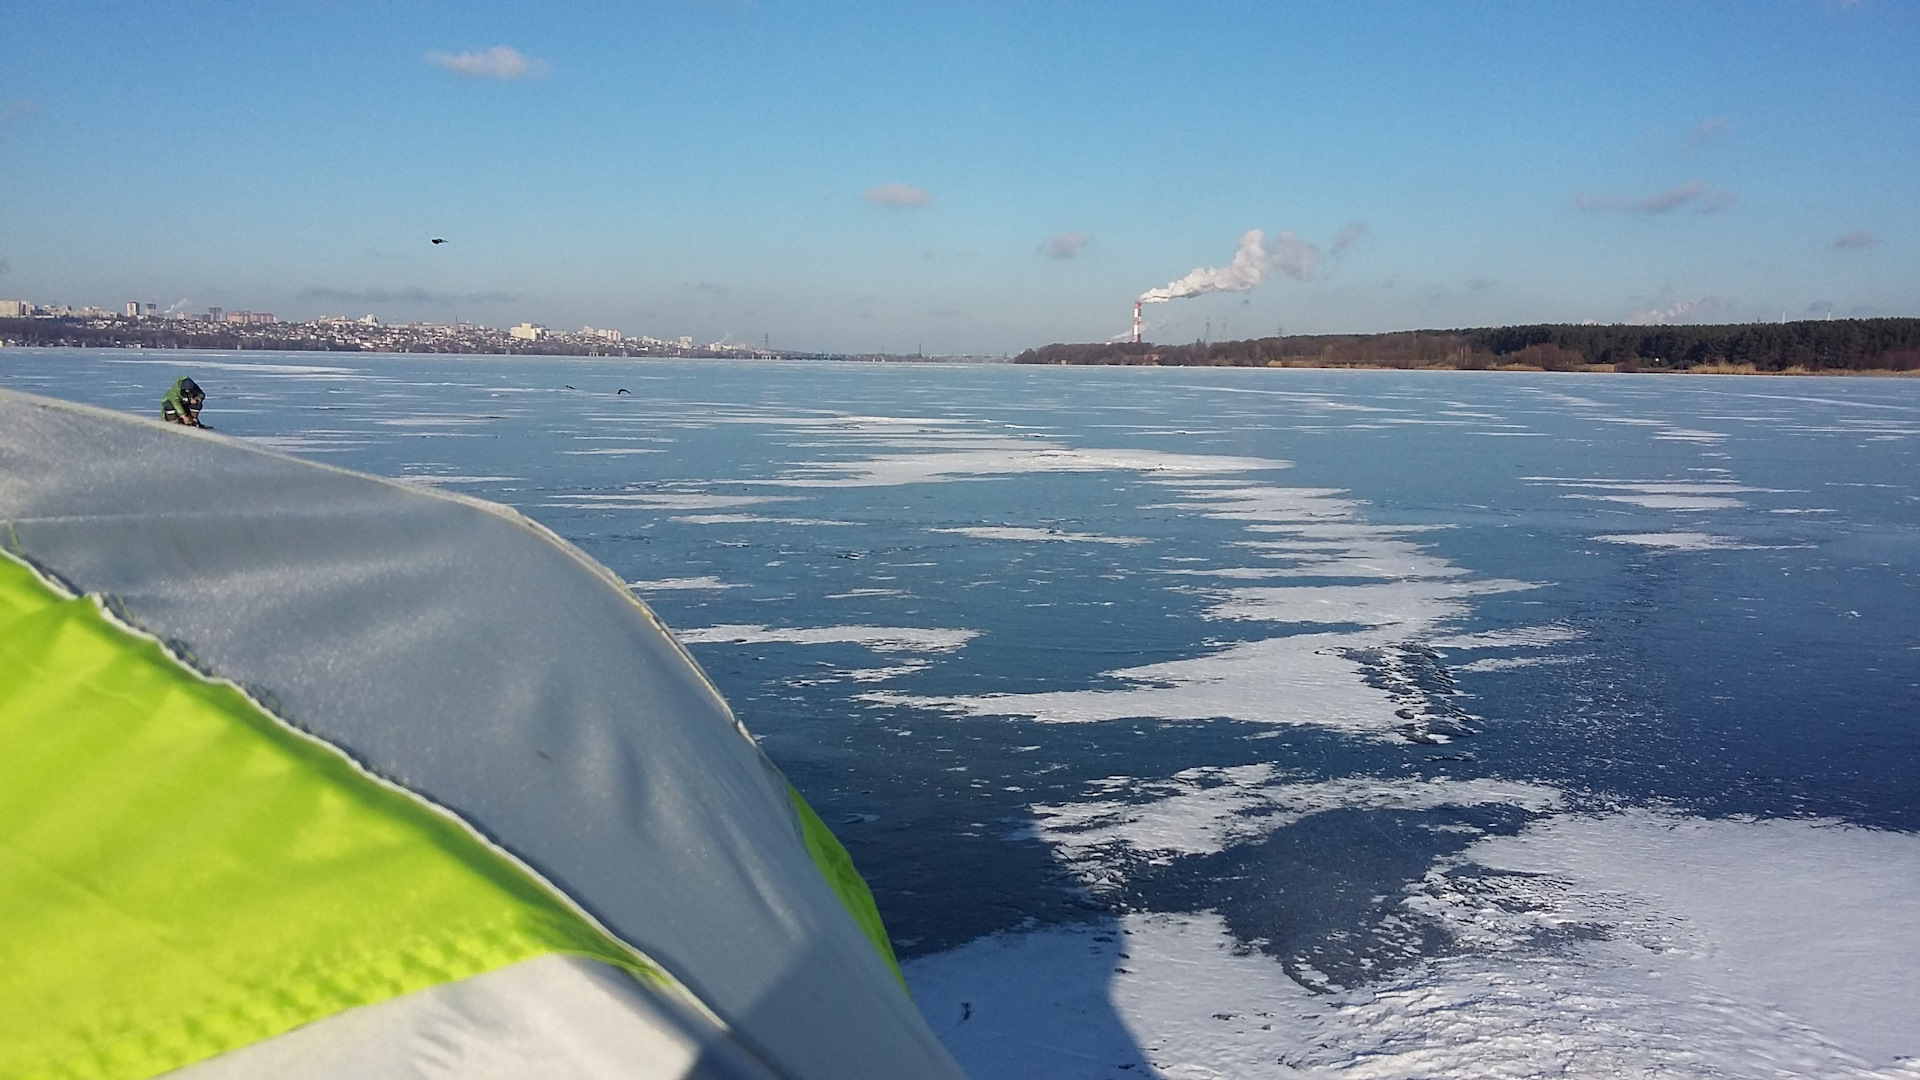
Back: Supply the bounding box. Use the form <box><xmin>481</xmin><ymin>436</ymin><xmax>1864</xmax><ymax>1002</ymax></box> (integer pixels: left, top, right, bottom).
<box><xmin>1014</xmin><ymin>319</ymin><xmax>1920</xmax><ymax>373</ymax></box>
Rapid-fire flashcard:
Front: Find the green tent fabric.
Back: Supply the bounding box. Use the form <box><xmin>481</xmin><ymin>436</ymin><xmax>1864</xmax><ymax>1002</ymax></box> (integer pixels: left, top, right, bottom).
<box><xmin>0</xmin><ymin>551</ymin><xmax>665</xmax><ymax>1079</ymax></box>
<box><xmin>787</xmin><ymin>785</ymin><xmax>905</xmax><ymax>990</ymax></box>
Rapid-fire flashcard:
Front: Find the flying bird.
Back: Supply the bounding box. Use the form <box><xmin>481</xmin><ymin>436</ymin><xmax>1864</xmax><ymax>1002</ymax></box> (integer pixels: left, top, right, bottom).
<box><xmin>431</xmin><ymin>238</ymin><xmax>447</xmax><ymax>245</ymax></box>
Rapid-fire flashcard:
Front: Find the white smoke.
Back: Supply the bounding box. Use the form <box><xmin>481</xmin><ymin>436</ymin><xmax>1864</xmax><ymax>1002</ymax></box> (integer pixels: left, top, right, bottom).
<box><xmin>1138</xmin><ymin>228</ymin><xmax>1326</xmax><ymax>305</ymax></box>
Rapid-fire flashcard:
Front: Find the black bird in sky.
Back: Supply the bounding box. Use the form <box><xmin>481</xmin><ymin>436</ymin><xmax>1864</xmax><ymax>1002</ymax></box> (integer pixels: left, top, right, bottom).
<box><xmin>431</xmin><ymin>238</ymin><xmax>447</xmax><ymax>245</ymax></box>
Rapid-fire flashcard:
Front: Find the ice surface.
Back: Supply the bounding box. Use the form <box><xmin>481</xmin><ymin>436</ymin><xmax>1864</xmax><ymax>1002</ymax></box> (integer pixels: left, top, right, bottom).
<box><xmin>1412</xmin><ymin>811</ymin><xmax>1920</xmax><ymax>1068</ymax></box>
<box><xmin>870</xmin><ymin>630</ymin><xmax>1470</xmax><ymax>741</ymax></box>
<box><xmin>543</xmin><ymin>493</ymin><xmax>799</xmax><ymax>510</ymax></box>
<box><xmin>879</xmin><ymin>475</ymin><xmax>1531</xmax><ymax>741</ymax></box>
<box><xmin>1426</xmin><ymin>625</ymin><xmax>1582</xmax><ymax>649</ymax></box>
<box><xmin>11</xmin><ymin>354</ymin><xmax>1915</xmax><ymax>1079</ymax></box>
<box><xmin>675</xmin><ymin>623</ymin><xmax>977</xmax><ymax>653</ymax></box>
<box><xmin>932</xmin><ymin>526</ymin><xmax>1148</xmax><ymax>545</ymax></box>
<box><xmin>910</xmin><ymin>812</ymin><xmax>1920</xmax><ymax>1079</ymax></box>
<box><xmin>669</xmin><ymin>514</ymin><xmax>855</xmax><ymax>526</ymax></box>
<box><xmin>1026</xmin><ymin>768</ymin><xmax>1563</xmax><ymax>864</ymax></box>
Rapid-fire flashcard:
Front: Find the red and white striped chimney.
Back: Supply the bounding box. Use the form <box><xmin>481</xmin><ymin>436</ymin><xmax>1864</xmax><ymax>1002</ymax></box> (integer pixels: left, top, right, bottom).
<box><xmin>1132</xmin><ymin>301</ymin><xmax>1142</xmax><ymax>344</ymax></box>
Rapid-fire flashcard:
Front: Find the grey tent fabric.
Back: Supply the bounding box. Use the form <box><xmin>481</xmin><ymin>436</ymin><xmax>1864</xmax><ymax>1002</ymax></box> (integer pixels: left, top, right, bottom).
<box><xmin>0</xmin><ymin>389</ymin><xmax>965</xmax><ymax>1080</ymax></box>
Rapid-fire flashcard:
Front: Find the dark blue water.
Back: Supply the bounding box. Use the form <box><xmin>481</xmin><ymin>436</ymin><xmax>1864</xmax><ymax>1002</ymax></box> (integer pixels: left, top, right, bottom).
<box><xmin>6</xmin><ymin>349</ymin><xmax>1918</xmax><ymax>1072</ymax></box>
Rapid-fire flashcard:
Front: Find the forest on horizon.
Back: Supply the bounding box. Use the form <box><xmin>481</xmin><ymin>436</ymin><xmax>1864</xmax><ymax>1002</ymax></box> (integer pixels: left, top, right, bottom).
<box><xmin>1014</xmin><ymin>318</ymin><xmax>1920</xmax><ymax>373</ymax></box>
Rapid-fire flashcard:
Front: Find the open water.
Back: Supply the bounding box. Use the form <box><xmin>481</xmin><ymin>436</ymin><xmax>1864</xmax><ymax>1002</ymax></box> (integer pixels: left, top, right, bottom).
<box><xmin>5</xmin><ymin>349</ymin><xmax>1918</xmax><ymax>1078</ymax></box>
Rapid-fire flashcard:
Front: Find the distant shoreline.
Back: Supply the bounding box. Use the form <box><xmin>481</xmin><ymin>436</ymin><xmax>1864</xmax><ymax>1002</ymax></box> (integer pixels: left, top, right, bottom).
<box><xmin>1073</xmin><ymin>359</ymin><xmax>1920</xmax><ymax>376</ymax></box>
<box><xmin>1016</xmin><ymin>318</ymin><xmax>1920</xmax><ymax>376</ymax></box>
<box><xmin>6</xmin><ymin>315</ymin><xmax>1920</xmax><ymax>375</ymax></box>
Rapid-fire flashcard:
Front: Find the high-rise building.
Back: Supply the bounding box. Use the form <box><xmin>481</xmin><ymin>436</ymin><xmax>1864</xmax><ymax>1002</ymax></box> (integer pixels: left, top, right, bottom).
<box><xmin>0</xmin><ymin>300</ymin><xmax>31</xmax><ymax>318</ymax></box>
<box><xmin>207</xmin><ymin>307</ymin><xmax>223</xmax><ymax>322</ymax></box>
<box><xmin>125</xmin><ymin>302</ymin><xmax>141</xmax><ymax>318</ymax></box>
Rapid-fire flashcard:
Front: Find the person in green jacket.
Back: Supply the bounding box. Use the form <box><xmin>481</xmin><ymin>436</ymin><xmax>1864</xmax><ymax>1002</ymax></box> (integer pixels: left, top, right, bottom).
<box><xmin>161</xmin><ymin>377</ymin><xmax>205</xmax><ymax>427</ymax></box>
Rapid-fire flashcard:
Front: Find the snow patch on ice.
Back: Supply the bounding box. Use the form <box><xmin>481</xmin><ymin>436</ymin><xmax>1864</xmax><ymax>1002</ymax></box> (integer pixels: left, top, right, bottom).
<box><xmin>1407</xmin><ymin>810</ymin><xmax>1920</xmax><ymax>1069</ymax></box>
<box><xmin>626</xmin><ymin>576</ymin><xmax>738</xmax><ymax>591</ymax></box>
<box><xmin>1198</xmin><ymin>578</ymin><xmax>1537</xmax><ymax>627</ymax></box>
<box><xmin>395</xmin><ymin>474</ymin><xmax>522</xmax><ymax>486</ymax></box>
<box><xmin>1595</xmin><ymin>531</ymin><xmax>1766</xmax><ymax>551</ymax></box>
<box><xmin>870</xmin><ymin>633</ymin><xmax>1478</xmax><ymax>743</ymax></box>
<box><xmin>1026</xmin><ymin>768</ymin><xmax>1563</xmax><ymax>864</ymax></box>
<box><xmin>1452</xmin><ymin>655</ymin><xmax>1579</xmax><ymax>673</ymax></box>
<box><xmin>1566</xmin><ymin>492</ymin><xmax>1747</xmax><ymax>511</ymax></box>
<box><xmin>909</xmin><ymin>813</ymin><xmax>1920</xmax><ymax>1079</ymax></box>
<box><xmin>765</xmin><ymin>445</ymin><xmax>1291</xmax><ymax>488</ymax></box>
<box><xmin>1427</xmin><ymin>625</ymin><xmax>1583</xmax><ymax>649</ymax></box>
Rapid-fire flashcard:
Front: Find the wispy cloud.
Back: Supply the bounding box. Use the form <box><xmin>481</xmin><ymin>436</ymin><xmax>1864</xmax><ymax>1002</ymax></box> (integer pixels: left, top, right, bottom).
<box><xmin>1574</xmin><ymin>180</ymin><xmax>1737</xmax><ymax>214</ymax></box>
<box><xmin>862</xmin><ymin>183</ymin><xmax>934</xmax><ymax>208</ymax></box>
<box><xmin>1330</xmin><ymin>221</ymin><xmax>1368</xmax><ymax>255</ymax></box>
<box><xmin>685</xmin><ymin>280</ymin><xmax>730</xmax><ymax>294</ymax></box>
<box><xmin>1833</xmin><ymin>229</ymin><xmax>1878</xmax><ymax>249</ymax></box>
<box><xmin>1681</xmin><ymin>117</ymin><xmax>1732</xmax><ymax>153</ymax></box>
<box><xmin>0</xmin><ymin>99</ymin><xmax>37</xmax><ymax>142</ymax></box>
<box><xmin>298</xmin><ymin>286</ymin><xmax>520</xmax><ymax>305</ymax></box>
<box><xmin>1040</xmin><ymin>231</ymin><xmax>1092</xmax><ymax>259</ymax></box>
<box><xmin>425</xmin><ymin>46</ymin><xmax>549</xmax><ymax>81</ymax></box>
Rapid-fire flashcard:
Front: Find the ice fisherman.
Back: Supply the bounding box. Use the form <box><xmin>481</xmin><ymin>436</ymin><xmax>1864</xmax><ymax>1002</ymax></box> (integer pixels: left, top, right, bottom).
<box><xmin>160</xmin><ymin>377</ymin><xmax>205</xmax><ymax>427</ymax></box>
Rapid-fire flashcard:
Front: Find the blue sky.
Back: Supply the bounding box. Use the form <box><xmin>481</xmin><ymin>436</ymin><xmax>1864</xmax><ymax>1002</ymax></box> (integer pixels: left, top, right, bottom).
<box><xmin>2</xmin><ymin>1</ymin><xmax>1914</xmax><ymax>353</ymax></box>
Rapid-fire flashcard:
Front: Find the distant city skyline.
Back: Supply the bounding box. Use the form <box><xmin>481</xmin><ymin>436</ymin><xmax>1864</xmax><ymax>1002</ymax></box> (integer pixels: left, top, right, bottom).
<box><xmin>2</xmin><ymin>1</ymin><xmax>1915</xmax><ymax>355</ymax></box>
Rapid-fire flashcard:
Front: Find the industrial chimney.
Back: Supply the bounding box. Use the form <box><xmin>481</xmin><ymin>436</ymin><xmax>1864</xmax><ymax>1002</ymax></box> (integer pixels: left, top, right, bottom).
<box><xmin>1132</xmin><ymin>301</ymin><xmax>1142</xmax><ymax>344</ymax></box>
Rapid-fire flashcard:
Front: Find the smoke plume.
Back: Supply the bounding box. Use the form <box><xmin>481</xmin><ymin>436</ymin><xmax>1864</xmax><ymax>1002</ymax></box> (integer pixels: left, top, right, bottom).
<box><xmin>1138</xmin><ymin>228</ymin><xmax>1325</xmax><ymax>304</ymax></box>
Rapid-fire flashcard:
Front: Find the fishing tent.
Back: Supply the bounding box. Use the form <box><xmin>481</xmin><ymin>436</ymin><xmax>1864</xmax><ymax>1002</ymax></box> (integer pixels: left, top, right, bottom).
<box><xmin>0</xmin><ymin>388</ymin><xmax>966</xmax><ymax>1080</ymax></box>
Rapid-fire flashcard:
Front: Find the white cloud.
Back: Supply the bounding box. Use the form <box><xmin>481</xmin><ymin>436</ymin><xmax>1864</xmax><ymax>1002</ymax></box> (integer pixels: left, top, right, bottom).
<box><xmin>425</xmin><ymin>46</ymin><xmax>549</xmax><ymax>81</ymax></box>
<box><xmin>862</xmin><ymin>183</ymin><xmax>934</xmax><ymax>207</ymax></box>
<box><xmin>1573</xmin><ymin>180</ymin><xmax>1737</xmax><ymax>214</ymax></box>
<box><xmin>1680</xmin><ymin>116</ymin><xmax>1732</xmax><ymax>153</ymax></box>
